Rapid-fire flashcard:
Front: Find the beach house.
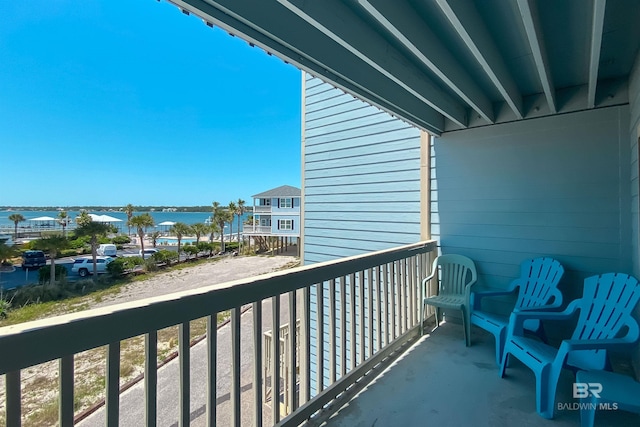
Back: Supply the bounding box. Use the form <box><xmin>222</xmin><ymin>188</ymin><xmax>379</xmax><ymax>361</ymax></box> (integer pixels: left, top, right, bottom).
<box><xmin>243</xmin><ymin>185</ymin><xmax>301</xmax><ymax>254</ymax></box>
<box><xmin>2</xmin><ymin>2</ymin><xmax>640</xmax><ymax>426</ymax></box>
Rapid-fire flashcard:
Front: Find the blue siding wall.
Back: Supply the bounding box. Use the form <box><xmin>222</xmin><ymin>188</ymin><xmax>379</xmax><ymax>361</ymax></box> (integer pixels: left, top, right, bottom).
<box><xmin>271</xmin><ymin>215</ymin><xmax>299</xmax><ymax>235</ymax></box>
<box><xmin>303</xmin><ymin>74</ymin><xmax>422</xmax><ymax>395</ymax></box>
<box><xmin>303</xmin><ymin>75</ymin><xmax>423</xmax><ymax>264</ymax></box>
<box><xmin>629</xmin><ymin>53</ymin><xmax>640</xmax><ymax>378</ymax></box>
<box><xmin>435</xmin><ymin>107</ymin><xmax>631</xmax><ymax>321</ymax></box>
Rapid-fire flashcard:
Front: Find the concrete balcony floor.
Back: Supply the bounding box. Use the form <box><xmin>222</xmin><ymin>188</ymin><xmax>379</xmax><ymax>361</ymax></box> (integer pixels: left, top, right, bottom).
<box><xmin>321</xmin><ymin>322</ymin><xmax>640</xmax><ymax>427</ymax></box>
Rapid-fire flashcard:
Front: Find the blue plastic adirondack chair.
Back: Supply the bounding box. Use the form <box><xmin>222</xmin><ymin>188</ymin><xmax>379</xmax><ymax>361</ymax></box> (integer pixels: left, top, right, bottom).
<box><xmin>576</xmin><ymin>370</ymin><xmax>640</xmax><ymax>427</ymax></box>
<box><xmin>471</xmin><ymin>257</ymin><xmax>564</xmax><ymax>365</ymax></box>
<box><xmin>499</xmin><ymin>273</ymin><xmax>640</xmax><ymax>419</ymax></box>
<box><xmin>421</xmin><ymin>254</ymin><xmax>477</xmax><ymax>346</ymax></box>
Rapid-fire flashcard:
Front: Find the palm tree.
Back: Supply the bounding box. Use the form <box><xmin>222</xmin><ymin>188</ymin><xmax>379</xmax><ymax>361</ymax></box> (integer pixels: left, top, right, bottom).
<box><xmin>212</xmin><ymin>202</ymin><xmax>233</xmax><ymax>253</ymax></box>
<box><xmin>8</xmin><ymin>214</ymin><xmax>25</xmax><ymax>240</ymax></box>
<box><xmin>228</xmin><ymin>201</ymin><xmax>237</xmax><ymax>243</ymax></box>
<box><xmin>76</xmin><ymin>211</ymin><xmax>92</xmax><ymax>227</ymax></box>
<box><xmin>75</xmin><ymin>221</ymin><xmax>111</xmax><ymax>276</ymax></box>
<box><xmin>150</xmin><ymin>231</ymin><xmax>161</xmax><ymax>248</ymax></box>
<box><xmin>57</xmin><ymin>210</ymin><xmax>70</xmax><ymax>236</ymax></box>
<box><xmin>236</xmin><ymin>198</ymin><xmax>246</xmax><ymax>251</ymax></box>
<box><xmin>124</xmin><ymin>204</ymin><xmax>135</xmax><ymax>236</ymax></box>
<box><xmin>170</xmin><ymin>222</ymin><xmax>192</xmax><ymax>257</ymax></box>
<box><xmin>35</xmin><ymin>235</ymin><xmax>68</xmax><ymax>285</ymax></box>
<box><xmin>129</xmin><ymin>213</ymin><xmax>155</xmax><ymax>257</ymax></box>
<box><xmin>191</xmin><ymin>223</ymin><xmax>210</xmax><ymax>244</ymax></box>
<box><xmin>211</xmin><ymin>201</ymin><xmax>221</xmax><ymax>242</ymax></box>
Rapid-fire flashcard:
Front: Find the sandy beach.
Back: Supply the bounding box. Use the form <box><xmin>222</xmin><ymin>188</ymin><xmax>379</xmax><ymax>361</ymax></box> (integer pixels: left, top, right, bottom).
<box><xmin>92</xmin><ymin>254</ymin><xmax>299</xmax><ymax>309</ymax></box>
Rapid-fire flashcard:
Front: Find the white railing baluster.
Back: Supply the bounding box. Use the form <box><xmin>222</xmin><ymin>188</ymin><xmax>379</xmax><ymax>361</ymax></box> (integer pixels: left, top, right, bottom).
<box><xmin>407</xmin><ymin>257</ymin><xmax>416</xmax><ymax>328</ymax></box>
<box><xmin>316</xmin><ymin>283</ymin><xmax>324</xmax><ymax>393</ymax></box>
<box><xmin>253</xmin><ymin>303</ymin><xmax>262</xmax><ymax>427</ymax></box>
<box><xmin>376</xmin><ymin>266</ymin><xmax>382</xmax><ymax>353</ymax></box>
<box><xmin>206</xmin><ymin>316</ymin><xmax>217</xmax><ymax>427</ymax></box>
<box><xmin>339</xmin><ymin>276</ymin><xmax>347</xmax><ymax>378</ymax></box>
<box><xmin>390</xmin><ymin>262</ymin><xmax>397</xmax><ymax>340</ymax></box>
<box><xmin>328</xmin><ymin>279</ymin><xmax>336</xmax><ymax>384</ymax></box>
<box><xmin>231</xmin><ymin>308</ymin><xmax>241</xmax><ymax>426</ymax></box>
<box><xmin>300</xmin><ymin>287</ymin><xmax>311</xmax><ymax>405</ymax></box>
<box><xmin>145</xmin><ymin>331</ymin><xmax>158</xmax><ymax>427</ymax></box>
<box><xmin>6</xmin><ymin>370</ymin><xmax>20</xmax><ymax>426</ymax></box>
<box><xmin>367</xmin><ymin>268</ymin><xmax>374</xmax><ymax>359</ymax></box>
<box><xmin>288</xmin><ymin>291</ymin><xmax>297</xmax><ymax>412</ymax></box>
<box><xmin>382</xmin><ymin>263</ymin><xmax>389</xmax><ymax>347</ymax></box>
<box><xmin>272</xmin><ymin>295</ymin><xmax>280</xmax><ymax>423</ymax></box>
<box><xmin>397</xmin><ymin>260</ymin><xmax>403</xmax><ymax>335</ymax></box>
<box><xmin>179</xmin><ymin>322</ymin><xmax>190</xmax><ymax>427</ymax></box>
<box><xmin>106</xmin><ymin>342</ymin><xmax>120</xmax><ymax>427</ymax></box>
<box><xmin>59</xmin><ymin>355</ymin><xmax>74</xmax><ymax>426</ymax></box>
<box><xmin>359</xmin><ymin>271</ymin><xmax>365</xmax><ymax>364</ymax></box>
<box><xmin>349</xmin><ymin>273</ymin><xmax>356</xmax><ymax>371</ymax></box>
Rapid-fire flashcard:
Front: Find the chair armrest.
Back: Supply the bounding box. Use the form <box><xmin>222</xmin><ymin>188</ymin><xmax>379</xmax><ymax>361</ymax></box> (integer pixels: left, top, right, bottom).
<box><xmin>464</xmin><ymin>278</ymin><xmax>478</xmax><ymax>307</ymax></box>
<box><xmin>471</xmin><ymin>286</ymin><xmax>518</xmax><ymax>310</ymax></box>
<box><xmin>508</xmin><ymin>299</ymin><xmax>580</xmax><ymax>336</ymax></box>
<box><xmin>515</xmin><ymin>300</ymin><xmax>563</xmax><ymax>312</ymax></box>
<box><xmin>421</xmin><ymin>271</ymin><xmax>436</xmax><ymax>300</ymax></box>
<box><xmin>561</xmin><ymin>337</ymin><xmax>637</xmax><ymax>352</ymax></box>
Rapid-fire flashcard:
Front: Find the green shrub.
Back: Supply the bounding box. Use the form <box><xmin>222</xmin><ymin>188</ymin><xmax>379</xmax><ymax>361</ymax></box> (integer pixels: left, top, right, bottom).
<box><xmin>197</xmin><ymin>242</ymin><xmax>219</xmax><ymax>256</ymax></box>
<box><xmin>21</xmin><ymin>241</ymin><xmax>38</xmax><ymax>250</ymax></box>
<box><xmin>150</xmin><ymin>249</ymin><xmax>178</xmax><ymax>265</ymax></box>
<box><xmin>38</xmin><ymin>265</ymin><xmax>68</xmax><ymax>284</ymax></box>
<box><xmin>225</xmin><ymin>242</ymin><xmax>239</xmax><ymax>251</ymax></box>
<box><xmin>10</xmin><ymin>283</ymin><xmax>67</xmax><ymax>306</ymax></box>
<box><xmin>111</xmin><ymin>235</ymin><xmax>131</xmax><ymax>245</ymax></box>
<box><xmin>59</xmin><ymin>249</ymin><xmax>79</xmax><ymax>258</ymax></box>
<box><xmin>72</xmin><ymin>279</ymin><xmax>95</xmax><ymax>293</ymax></box>
<box><xmin>68</xmin><ymin>237</ymin><xmax>89</xmax><ymax>249</ymax></box>
<box><xmin>144</xmin><ymin>259</ymin><xmax>159</xmax><ymax>272</ymax></box>
<box><xmin>0</xmin><ymin>292</ymin><xmax>11</xmax><ymax>319</ymax></box>
<box><xmin>182</xmin><ymin>245</ymin><xmax>196</xmax><ymax>257</ymax></box>
<box><xmin>123</xmin><ymin>256</ymin><xmax>144</xmax><ymax>269</ymax></box>
<box><xmin>107</xmin><ymin>258</ymin><xmax>127</xmax><ymax>277</ymax></box>
<box><xmin>97</xmin><ymin>236</ymin><xmax>111</xmax><ymax>245</ymax></box>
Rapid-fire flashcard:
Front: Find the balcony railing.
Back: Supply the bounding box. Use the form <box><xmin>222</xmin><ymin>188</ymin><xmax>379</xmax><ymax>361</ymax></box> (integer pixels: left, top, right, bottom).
<box><xmin>0</xmin><ymin>240</ymin><xmax>437</xmax><ymax>426</ymax></box>
<box><xmin>243</xmin><ymin>225</ymin><xmax>273</xmax><ymax>234</ymax></box>
<box><xmin>254</xmin><ymin>206</ymin><xmax>272</xmax><ymax>213</ymax></box>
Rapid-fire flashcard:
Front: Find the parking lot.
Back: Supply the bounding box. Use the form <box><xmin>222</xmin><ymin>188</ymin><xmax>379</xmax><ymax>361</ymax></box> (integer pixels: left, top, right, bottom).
<box><xmin>0</xmin><ymin>248</ymin><xmax>165</xmax><ymax>290</ymax></box>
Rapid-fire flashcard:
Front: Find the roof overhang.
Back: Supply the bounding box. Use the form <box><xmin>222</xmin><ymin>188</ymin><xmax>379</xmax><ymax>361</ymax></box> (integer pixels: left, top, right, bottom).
<box><xmin>169</xmin><ymin>0</ymin><xmax>640</xmax><ymax>136</ymax></box>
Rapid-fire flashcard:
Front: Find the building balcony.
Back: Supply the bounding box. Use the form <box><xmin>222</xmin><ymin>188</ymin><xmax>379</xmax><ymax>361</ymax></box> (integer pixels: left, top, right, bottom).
<box><xmin>243</xmin><ymin>225</ymin><xmax>273</xmax><ymax>234</ymax></box>
<box><xmin>0</xmin><ymin>240</ymin><xmax>637</xmax><ymax>426</ymax></box>
<box><xmin>254</xmin><ymin>206</ymin><xmax>272</xmax><ymax>213</ymax></box>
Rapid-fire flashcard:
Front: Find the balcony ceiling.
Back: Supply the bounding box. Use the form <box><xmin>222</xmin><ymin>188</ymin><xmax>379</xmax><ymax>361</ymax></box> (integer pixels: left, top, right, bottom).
<box><xmin>173</xmin><ymin>0</ymin><xmax>640</xmax><ymax>135</ymax></box>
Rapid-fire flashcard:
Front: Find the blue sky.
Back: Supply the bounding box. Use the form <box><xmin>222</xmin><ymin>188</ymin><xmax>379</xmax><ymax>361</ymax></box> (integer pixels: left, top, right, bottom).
<box><xmin>0</xmin><ymin>1</ymin><xmax>301</xmax><ymax>207</ymax></box>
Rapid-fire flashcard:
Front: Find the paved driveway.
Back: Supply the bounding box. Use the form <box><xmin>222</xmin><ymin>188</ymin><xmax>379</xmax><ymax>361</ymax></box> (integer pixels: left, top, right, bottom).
<box><xmin>79</xmin><ymin>294</ymin><xmax>295</xmax><ymax>426</ymax></box>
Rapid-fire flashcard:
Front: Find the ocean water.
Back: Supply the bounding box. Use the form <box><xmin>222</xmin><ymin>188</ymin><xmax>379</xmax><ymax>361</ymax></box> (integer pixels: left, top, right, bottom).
<box><xmin>0</xmin><ymin>210</ymin><xmax>250</xmax><ymax>235</ymax></box>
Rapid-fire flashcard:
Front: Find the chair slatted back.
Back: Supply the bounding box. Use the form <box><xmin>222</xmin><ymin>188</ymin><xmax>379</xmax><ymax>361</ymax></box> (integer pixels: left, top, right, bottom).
<box><xmin>572</xmin><ymin>273</ymin><xmax>640</xmax><ymax>342</ymax></box>
<box><xmin>437</xmin><ymin>254</ymin><xmax>477</xmax><ymax>296</ymax></box>
<box><xmin>515</xmin><ymin>257</ymin><xmax>564</xmax><ymax>310</ymax></box>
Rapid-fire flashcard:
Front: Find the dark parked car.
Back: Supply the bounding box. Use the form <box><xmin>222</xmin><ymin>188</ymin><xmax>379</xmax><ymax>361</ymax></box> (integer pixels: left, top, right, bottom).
<box><xmin>22</xmin><ymin>250</ymin><xmax>46</xmax><ymax>270</ymax></box>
